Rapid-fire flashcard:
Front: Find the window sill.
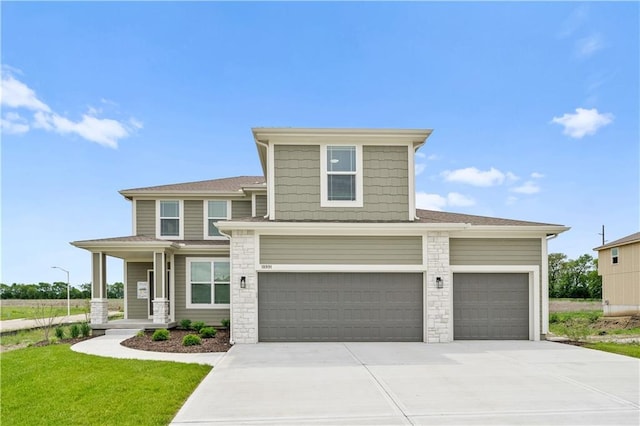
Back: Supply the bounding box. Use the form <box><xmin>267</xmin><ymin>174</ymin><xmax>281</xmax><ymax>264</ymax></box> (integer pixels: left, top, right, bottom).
<box><xmin>185</xmin><ymin>304</ymin><xmax>230</xmax><ymax>310</ymax></box>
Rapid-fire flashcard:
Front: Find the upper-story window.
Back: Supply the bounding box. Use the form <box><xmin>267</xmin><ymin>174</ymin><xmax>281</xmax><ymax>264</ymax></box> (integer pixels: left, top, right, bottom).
<box><xmin>157</xmin><ymin>200</ymin><xmax>183</xmax><ymax>239</ymax></box>
<box><xmin>205</xmin><ymin>200</ymin><xmax>230</xmax><ymax>239</ymax></box>
<box><xmin>611</xmin><ymin>247</ymin><xmax>619</xmax><ymax>264</ymax></box>
<box><xmin>320</xmin><ymin>145</ymin><xmax>363</xmax><ymax>207</ymax></box>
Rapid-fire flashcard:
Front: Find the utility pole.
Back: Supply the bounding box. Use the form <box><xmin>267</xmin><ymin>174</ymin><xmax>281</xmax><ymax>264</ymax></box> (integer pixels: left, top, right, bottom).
<box><xmin>598</xmin><ymin>225</ymin><xmax>605</xmax><ymax>246</ymax></box>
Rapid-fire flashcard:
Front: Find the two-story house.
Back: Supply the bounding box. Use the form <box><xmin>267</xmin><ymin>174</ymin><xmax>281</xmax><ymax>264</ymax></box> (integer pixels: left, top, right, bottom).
<box><xmin>72</xmin><ymin>127</ymin><xmax>569</xmax><ymax>343</ymax></box>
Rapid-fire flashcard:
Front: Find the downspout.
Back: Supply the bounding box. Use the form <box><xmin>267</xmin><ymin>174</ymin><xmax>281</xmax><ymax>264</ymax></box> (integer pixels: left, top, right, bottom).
<box><xmin>255</xmin><ymin>139</ymin><xmax>271</xmax><ymax>219</ymax></box>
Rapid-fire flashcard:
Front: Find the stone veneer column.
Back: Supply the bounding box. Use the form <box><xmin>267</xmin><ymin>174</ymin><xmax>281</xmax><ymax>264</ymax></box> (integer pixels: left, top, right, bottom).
<box><xmin>230</xmin><ymin>230</ymin><xmax>258</xmax><ymax>343</ymax></box>
<box><xmin>426</xmin><ymin>232</ymin><xmax>451</xmax><ymax>343</ymax></box>
<box><xmin>90</xmin><ymin>299</ymin><xmax>109</xmax><ymax>325</ymax></box>
<box><xmin>153</xmin><ymin>299</ymin><xmax>170</xmax><ymax>324</ymax></box>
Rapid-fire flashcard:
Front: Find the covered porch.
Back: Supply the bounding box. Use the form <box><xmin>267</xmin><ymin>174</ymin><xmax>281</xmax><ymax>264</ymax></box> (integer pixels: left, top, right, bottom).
<box><xmin>71</xmin><ymin>236</ymin><xmax>180</xmax><ymax>332</ymax></box>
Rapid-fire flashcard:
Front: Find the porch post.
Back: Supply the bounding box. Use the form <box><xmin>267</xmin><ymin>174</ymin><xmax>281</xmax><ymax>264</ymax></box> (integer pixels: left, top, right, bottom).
<box><xmin>90</xmin><ymin>252</ymin><xmax>109</xmax><ymax>325</ymax></box>
<box><xmin>152</xmin><ymin>251</ymin><xmax>170</xmax><ymax>324</ymax></box>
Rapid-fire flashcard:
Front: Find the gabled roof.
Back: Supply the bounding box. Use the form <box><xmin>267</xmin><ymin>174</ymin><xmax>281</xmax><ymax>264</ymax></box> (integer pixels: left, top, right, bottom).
<box><xmin>119</xmin><ymin>176</ymin><xmax>265</xmax><ymax>199</ymax></box>
<box><xmin>416</xmin><ymin>209</ymin><xmax>562</xmax><ymax>227</ymax></box>
<box><xmin>594</xmin><ymin>231</ymin><xmax>640</xmax><ymax>251</ymax></box>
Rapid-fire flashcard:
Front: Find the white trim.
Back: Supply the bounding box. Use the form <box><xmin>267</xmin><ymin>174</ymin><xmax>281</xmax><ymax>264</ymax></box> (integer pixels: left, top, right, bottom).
<box><xmin>408</xmin><ymin>145</ymin><xmax>416</xmax><ymax>221</ymax></box>
<box><xmin>541</xmin><ymin>237</ymin><xmax>549</xmax><ymax>335</ymax></box>
<box><xmin>132</xmin><ymin>198</ymin><xmax>137</xmax><ymax>235</ymax></box>
<box><xmin>257</xmin><ymin>264</ymin><xmax>426</xmax><ymax>273</ymax></box>
<box><xmin>449</xmin><ymin>265</ymin><xmax>541</xmax><ymax>341</ymax></box>
<box><xmin>320</xmin><ymin>144</ymin><xmax>363</xmax><ymax>208</ymax></box>
<box><xmin>123</xmin><ymin>260</ymin><xmax>128</xmax><ymax>319</ymax></box>
<box><xmin>268</xmin><ymin>142</ymin><xmax>275</xmax><ymax>220</ymax></box>
<box><xmin>203</xmin><ymin>200</ymin><xmax>231</xmax><ymax>240</ymax></box>
<box><xmin>422</xmin><ymin>270</ymin><xmax>428</xmax><ymax>343</ymax></box>
<box><xmin>185</xmin><ymin>257</ymin><xmax>231</xmax><ymax>309</ymax></box>
<box><xmin>156</xmin><ymin>199</ymin><xmax>184</xmax><ymax>240</ymax></box>
<box><xmin>147</xmin><ymin>268</ymin><xmax>154</xmax><ymax>319</ymax></box>
<box><xmin>220</xmin><ymin>221</ymin><xmax>468</xmax><ymax>234</ymax></box>
<box><xmin>251</xmin><ymin>193</ymin><xmax>257</xmax><ymax>218</ymax></box>
<box><xmin>98</xmin><ymin>252</ymin><xmax>104</xmax><ymax>299</ymax></box>
<box><xmin>169</xmin><ymin>253</ymin><xmax>175</xmax><ymax>322</ymax></box>
<box><xmin>254</xmin><ymin>233</ymin><xmax>261</xmax><ymax>270</ymax></box>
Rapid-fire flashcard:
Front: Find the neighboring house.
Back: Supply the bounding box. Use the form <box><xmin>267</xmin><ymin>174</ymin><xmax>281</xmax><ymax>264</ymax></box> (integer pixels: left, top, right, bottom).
<box><xmin>72</xmin><ymin>127</ymin><xmax>569</xmax><ymax>343</ymax></box>
<box><xmin>594</xmin><ymin>232</ymin><xmax>640</xmax><ymax>316</ymax></box>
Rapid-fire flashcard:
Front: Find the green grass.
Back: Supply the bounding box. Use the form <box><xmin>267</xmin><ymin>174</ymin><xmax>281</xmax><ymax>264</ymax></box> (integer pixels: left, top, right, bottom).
<box><xmin>584</xmin><ymin>342</ymin><xmax>640</xmax><ymax>359</ymax></box>
<box><xmin>0</xmin><ymin>328</ymin><xmax>50</xmax><ymax>347</ymax></box>
<box><xmin>549</xmin><ymin>310</ymin><xmax>602</xmax><ymax>336</ymax></box>
<box><xmin>1</xmin><ymin>306</ymin><xmax>88</xmax><ymax>320</ymax></box>
<box><xmin>1</xmin><ymin>344</ymin><xmax>211</xmax><ymax>425</ymax></box>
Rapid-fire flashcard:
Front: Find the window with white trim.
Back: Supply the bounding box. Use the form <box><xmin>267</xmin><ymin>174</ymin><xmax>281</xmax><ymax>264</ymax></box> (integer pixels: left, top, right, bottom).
<box><xmin>158</xmin><ymin>200</ymin><xmax>181</xmax><ymax>238</ymax></box>
<box><xmin>206</xmin><ymin>200</ymin><xmax>229</xmax><ymax>238</ymax></box>
<box><xmin>611</xmin><ymin>247</ymin><xmax>619</xmax><ymax>264</ymax></box>
<box><xmin>320</xmin><ymin>145</ymin><xmax>363</xmax><ymax>207</ymax></box>
<box><xmin>186</xmin><ymin>258</ymin><xmax>230</xmax><ymax>308</ymax></box>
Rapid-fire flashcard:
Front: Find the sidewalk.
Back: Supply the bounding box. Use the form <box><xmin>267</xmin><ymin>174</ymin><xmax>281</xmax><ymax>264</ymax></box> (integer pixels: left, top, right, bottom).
<box><xmin>0</xmin><ymin>312</ymin><xmax>120</xmax><ymax>333</ymax></box>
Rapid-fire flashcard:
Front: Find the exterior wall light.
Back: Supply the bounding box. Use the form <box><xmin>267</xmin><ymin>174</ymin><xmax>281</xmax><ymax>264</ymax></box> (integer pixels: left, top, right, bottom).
<box><xmin>240</xmin><ymin>276</ymin><xmax>246</xmax><ymax>289</ymax></box>
<box><xmin>436</xmin><ymin>276</ymin><xmax>443</xmax><ymax>289</ymax></box>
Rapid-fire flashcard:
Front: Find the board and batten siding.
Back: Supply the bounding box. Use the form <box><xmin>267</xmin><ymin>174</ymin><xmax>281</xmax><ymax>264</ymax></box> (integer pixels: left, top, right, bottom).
<box><xmin>449</xmin><ymin>238</ymin><xmax>542</xmax><ymax>266</ymax></box>
<box><xmin>255</xmin><ymin>194</ymin><xmax>267</xmax><ymax>217</ymax></box>
<box><xmin>260</xmin><ymin>235</ymin><xmax>422</xmax><ymax>265</ymax></box>
<box><xmin>184</xmin><ymin>200</ymin><xmax>204</xmax><ymax>239</ymax></box>
<box><xmin>173</xmin><ymin>255</ymin><xmax>230</xmax><ymax>325</ymax></box>
<box><xmin>135</xmin><ymin>200</ymin><xmax>155</xmax><ymax>236</ymax></box>
<box><xmin>274</xmin><ymin>145</ymin><xmax>409</xmax><ymax>221</ymax></box>
<box><xmin>126</xmin><ymin>262</ymin><xmax>152</xmax><ymax>319</ymax></box>
<box><xmin>232</xmin><ymin>200</ymin><xmax>252</xmax><ymax>219</ymax></box>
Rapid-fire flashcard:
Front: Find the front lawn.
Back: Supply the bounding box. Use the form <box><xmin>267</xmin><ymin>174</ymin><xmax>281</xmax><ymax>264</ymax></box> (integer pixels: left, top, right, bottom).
<box><xmin>1</xmin><ymin>344</ymin><xmax>211</xmax><ymax>425</ymax></box>
<box><xmin>1</xmin><ymin>306</ymin><xmax>87</xmax><ymax>320</ymax></box>
<box><xmin>584</xmin><ymin>342</ymin><xmax>640</xmax><ymax>359</ymax></box>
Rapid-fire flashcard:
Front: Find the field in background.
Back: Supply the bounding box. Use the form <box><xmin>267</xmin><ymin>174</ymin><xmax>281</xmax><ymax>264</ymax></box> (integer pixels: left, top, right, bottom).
<box><xmin>1</xmin><ymin>299</ymin><xmax>123</xmax><ymax>317</ymax></box>
<box><xmin>549</xmin><ymin>299</ymin><xmax>601</xmax><ymax>312</ymax></box>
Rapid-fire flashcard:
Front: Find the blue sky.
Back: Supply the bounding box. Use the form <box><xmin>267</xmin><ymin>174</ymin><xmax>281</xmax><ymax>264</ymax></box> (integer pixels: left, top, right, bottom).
<box><xmin>1</xmin><ymin>2</ymin><xmax>638</xmax><ymax>287</ymax></box>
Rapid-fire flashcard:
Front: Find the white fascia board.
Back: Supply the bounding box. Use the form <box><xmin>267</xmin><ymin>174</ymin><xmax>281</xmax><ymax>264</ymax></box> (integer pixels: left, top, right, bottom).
<box><xmin>449</xmin><ymin>225</ymin><xmax>570</xmax><ymax>238</ymax></box>
<box><xmin>258</xmin><ymin>264</ymin><xmax>427</xmax><ymax>273</ymax></box>
<box><xmin>70</xmin><ymin>241</ymin><xmax>178</xmax><ymax>251</ymax></box>
<box><xmin>218</xmin><ymin>221</ymin><xmax>468</xmax><ymax>235</ymax></box>
<box><xmin>121</xmin><ymin>191</ymin><xmax>248</xmax><ymax>200</ymax></box>
<box><xmin>252</xmin><ymin>127</ymin><xmax>433</xmax><ymax>142</ymax></box>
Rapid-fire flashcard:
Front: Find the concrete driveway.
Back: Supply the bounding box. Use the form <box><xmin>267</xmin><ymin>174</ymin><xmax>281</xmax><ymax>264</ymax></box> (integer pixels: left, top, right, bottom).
<box><xmin>172</xmin><ymin>341</ymin><xmax>639</xmax><ymax>425</ymax></box>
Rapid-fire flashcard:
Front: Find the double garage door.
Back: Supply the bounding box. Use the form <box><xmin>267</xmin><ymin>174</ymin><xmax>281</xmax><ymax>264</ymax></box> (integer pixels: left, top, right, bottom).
<box><xmin>257</xmin><ymin>272</ymin><xmax>531</xmax><ymax>342</ymax></box>
<box><xmin>258</xmin><ymin>272</ymin><xmax>423</xmax><ymax>342</ymax></box>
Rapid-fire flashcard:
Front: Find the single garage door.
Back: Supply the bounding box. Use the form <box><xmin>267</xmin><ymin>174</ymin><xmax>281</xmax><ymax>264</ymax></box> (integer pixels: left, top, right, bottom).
<box><xmin>258</xmin><ymin>272</ymin><xmax>423</xmax><ymax>342</ymax></box>
<box><xmin>453</xmin><ymin>273</ymin><xmax>529</xmax><ymax>340</ymax></box>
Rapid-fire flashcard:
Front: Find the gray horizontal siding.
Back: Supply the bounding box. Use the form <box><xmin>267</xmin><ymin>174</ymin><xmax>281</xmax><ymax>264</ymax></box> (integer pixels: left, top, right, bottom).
<box><xmin>126</xmin><ymin>262</ymin><xmax>152</xmax><ymax>320</ymax></box>
<box><xmin>136</xmin><ymin>200</ymin><xmax>155</xmax><ymax>236</ymax></box>
<box><xmin>274</xmin><ymin>145</ymin><xmax>409</xmax><ymax>221</ymax></box>
<box><xmin>184</xmin><ymin>200</ymin><xmax>204</xmax><ymax>239</ymax></box>
<box><xmin>232</xmin><ymin>200</ymin><xmax>252</xmax><ymax>219</ymax></box>
<box><xmin>255</xmin><ymin>194</ymin><xmax>267</xmax><ymax>217</ymax></box>
<box><xmin>450</xmin><ymin>238</ymin><xmax>542</xmax><ymax>266</ymax></box>
<box><xmin>260</xmin><ymin>235</ymin><xmax>422</xmax><ymax>265</ymax></box>
<box><xmin>173</xmin><ymin>255</ymin><xmax>230</xmax><ymax>326</ymax></box>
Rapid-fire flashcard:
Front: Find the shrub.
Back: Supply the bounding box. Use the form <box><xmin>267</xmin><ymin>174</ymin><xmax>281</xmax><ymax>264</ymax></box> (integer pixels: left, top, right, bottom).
<box><xmin>587</xmin><ymin>311</ymin><xmax>601</xmax><ymax>323</ymax></box>
<box><xmin>191</xmin><ymin>321</ymin><xmax>206</xmax><ymax>333</ymax></box>
<box><xmin>179</xmin><ymin>319</ymin><xmax>192</xmax><ymax>330</ymax></box>
<box><xmin>69</xmin><ymin>324</ymin><xmax>80</xmax><ymax>339</ymax></box>
<box><xmin>54</xmin><ymin>326</ymin><xmax>65</xmax><ymax>340</ymax></box>
<box><xmin>80</xmin><ymin>322</ymin><xmax>91</xmax><ymax>338</ymax></box>
<box><xmin>152</xmin><ymin>329</ymin><xmax>170</xmax><ymax>341</ymax></box>
<box><xmin>549</xmin><ymin>313</ymin><xmax>559</xmax><ymax>324</ymax></box>
<box><xmin>199</xmin><ymin>327</ymin><xmax>217</xmax><ymax>338</ymax></box>
<box><xmin>564</xmin><ymin>318</ymin><xmax>591</xmax><ymax>342</ymax></box>
<box><xmin>220</xmin><ymin>318</ymin><xmax>230</xmax><ymax>328</ymax></box>
<box><xmin>136</xmin><ymin>330</ymin><xmax>145</xmax><ymax>337</ymax></box>
<box><xmin>182</xmin><ymin>334</ymin><xmax>202</xmax><ymax>346</ymax></box>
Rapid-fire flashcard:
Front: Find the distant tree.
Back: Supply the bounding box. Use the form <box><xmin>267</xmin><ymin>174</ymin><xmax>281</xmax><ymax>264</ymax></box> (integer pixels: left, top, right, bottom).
<box><xmin>107</xmin><ymin>282</ymin><xmax>124</xmax><ymax>299</ymax></box>
<box><xmin>549</xmin><ymin>253</ymin><xmax>601</xmax><ymax>299</ymax></box>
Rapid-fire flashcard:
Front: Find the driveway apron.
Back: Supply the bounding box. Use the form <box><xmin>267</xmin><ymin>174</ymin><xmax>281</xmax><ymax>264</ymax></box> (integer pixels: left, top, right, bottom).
<box><xmin>171</xmin><ymin>341</ymin><xmax>640</xmax><ymax>425</ymax></box>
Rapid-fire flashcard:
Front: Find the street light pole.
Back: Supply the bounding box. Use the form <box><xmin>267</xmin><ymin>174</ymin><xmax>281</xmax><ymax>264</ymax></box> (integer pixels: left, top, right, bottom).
<box><xmin>52</xmin><ymin>266</ymin><xmax>70</xmax><ymax>319</ymax></box>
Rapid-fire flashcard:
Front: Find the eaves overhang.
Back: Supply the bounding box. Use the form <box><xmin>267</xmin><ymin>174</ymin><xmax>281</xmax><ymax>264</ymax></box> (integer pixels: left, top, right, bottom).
<box><xmin>71</xmin><ymin>240</ymin><xmax>179</xmax><ymax>252</ymax></box>
<box><xmin>119</xmin><ymin>190</ymin><xmax>249</xmax><ymax>201</ymax></box>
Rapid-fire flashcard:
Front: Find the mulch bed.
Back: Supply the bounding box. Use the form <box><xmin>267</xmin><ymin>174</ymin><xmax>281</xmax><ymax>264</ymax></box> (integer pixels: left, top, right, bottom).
<box><xmin>121</xmin><ymin>329</ymin><xmax>231</xmax><ymax>353</ymax></box>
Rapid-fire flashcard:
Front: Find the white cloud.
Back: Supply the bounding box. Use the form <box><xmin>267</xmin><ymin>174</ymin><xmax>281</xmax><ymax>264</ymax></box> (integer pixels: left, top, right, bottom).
<box><xmin>1</xmin><ymin>74</ymin><xmax>51</xmax><ymax>112</ymax></box>
<box><xmin>531</xmin><ymin>172</ymin><xmax>545</xmax><ymax>179</ymax></box>
<box><xmin>1</xmin><ymin>71</ymin><xmax>141</xmax><ymax>148</ymax></box>
<box><xmin>1</xmin><ymin>112</ymin><xmax>29</xmax><ymax>134</ymax></box>
<box><xmin>506</xmin><ymin>172</ymin><xmax>519</xmax><ymax>182</ymax></box>
<box><xmin>415</xmin><ymin>163</ymin><xmax>426</xmax><ymax>176</ymax></box>
<box><xmin>427</xmin><ymin>154</ymin><xmax>440</xmax><ymax>161</ymax></box>
<box><xmin>415</xmin><ymin>191</ymin><xmax>475</xmax><ymax>211</ymax></box>
<box><xmin>442</xmin><ymin>167</ymin><xmax>506</xmax><ymax>187</ymax></box>
<box><xmin>511</xmin><ymin>181</ymin><xmax>540</xmax><ymax>194</ymax></box>
<box><xmin>576</xmin><ymin>34</ymin><xmax>604</xmax><ymax>58</ymax></box>
<box><xmin>551</xmin><ymin>107</ymin><xmax>614</xmax><ymax>138</ymax></box>
<box><xmin>558</xmin><ymin>5</ymin><xmax>589</xmax><ymax>38</ymax></box>
<box><xmin>447</xmin><ymin>192</ymin><xmax>475</xmax><ymax>207</ymax></box>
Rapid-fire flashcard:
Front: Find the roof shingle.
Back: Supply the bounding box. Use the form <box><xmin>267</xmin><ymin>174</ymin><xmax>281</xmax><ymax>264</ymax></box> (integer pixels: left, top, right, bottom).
<box><xmin>121</xmin><ymin>176</ymin><xmax>265</xmax><ymax>194</ymax></box>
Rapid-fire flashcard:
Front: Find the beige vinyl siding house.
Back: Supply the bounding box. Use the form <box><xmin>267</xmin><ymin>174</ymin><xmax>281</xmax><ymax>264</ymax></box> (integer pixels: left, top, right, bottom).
<box><xmin>595</xmin><ymin>232</ymin><xmax>640</xmax><ymax>316</ymax></box>
<box><xmin>72</xmin><ymin>127</ymin><xmax>569</xmax><ymax>343</ymax></box>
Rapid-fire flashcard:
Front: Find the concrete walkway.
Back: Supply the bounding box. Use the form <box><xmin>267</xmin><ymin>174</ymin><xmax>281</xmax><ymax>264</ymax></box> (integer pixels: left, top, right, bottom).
<box><xmin>0</xmin><ymin>312</ymin><xmax>120</xmax><ymax>333</ymax></box>
<box><xmin>172</xmin><ymin>341</ymin><xmax>640</xmax><ymax>425</ymax></box>
<box><xmin>71</xmin><ymin>329</ymin><xmax>227</xmax><ymax>366</ymax></box>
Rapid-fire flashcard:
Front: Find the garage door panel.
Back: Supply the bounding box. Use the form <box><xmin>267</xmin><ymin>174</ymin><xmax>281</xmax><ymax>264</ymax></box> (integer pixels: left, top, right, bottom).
<box><xmin>454</xmin><ymin>273</ymin><xmax>529</xmax><ymax>340</ymax></box>
<box><xmin>258</xmin><ymin>272</ymin><xmax>423</xmax><ymax>342</ymax></box>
